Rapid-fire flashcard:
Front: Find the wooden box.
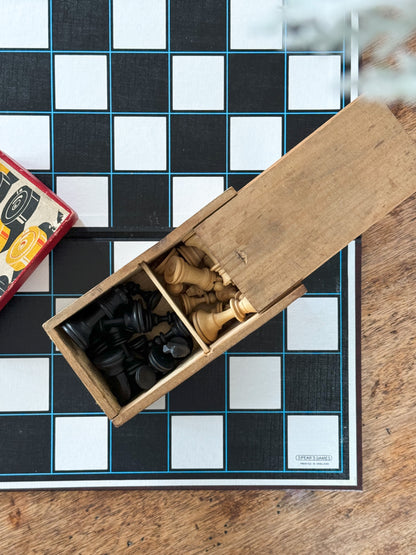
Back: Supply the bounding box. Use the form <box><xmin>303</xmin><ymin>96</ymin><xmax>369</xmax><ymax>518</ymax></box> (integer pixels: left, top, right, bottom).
<box><xmin>43</xmin><ymin>97</ymin><xmax>416</xmax><ymax>427</ymax></box>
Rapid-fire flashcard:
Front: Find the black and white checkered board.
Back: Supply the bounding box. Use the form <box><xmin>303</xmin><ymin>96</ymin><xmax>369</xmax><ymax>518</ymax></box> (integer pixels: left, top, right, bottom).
<box><xmin>0</xmin><ymin>0</ymin><xmax>360</xmax><ymax>489</ymax></box>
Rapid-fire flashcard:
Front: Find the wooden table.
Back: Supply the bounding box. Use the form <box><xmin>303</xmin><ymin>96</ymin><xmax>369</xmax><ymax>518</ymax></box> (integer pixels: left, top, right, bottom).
<box><xmin>0</xmin><ymin>106</ymin><xmax>415</xmax><ymax>555</ymax></box>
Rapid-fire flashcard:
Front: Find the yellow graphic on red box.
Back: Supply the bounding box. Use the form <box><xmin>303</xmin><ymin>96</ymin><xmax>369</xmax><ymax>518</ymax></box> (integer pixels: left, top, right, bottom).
<box><xmin>6</xmin><ymin>226</ymin><xmax>47</xmax><ymax>271</ymax></box>
<box><xmin>0</xmin><ymin>219</ymin><xmax>10</xmax><ymax>251</ymax></box>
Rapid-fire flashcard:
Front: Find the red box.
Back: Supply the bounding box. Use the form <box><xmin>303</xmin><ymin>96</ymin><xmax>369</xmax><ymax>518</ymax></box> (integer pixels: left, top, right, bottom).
<box><xmin>0</xmin><ymin>150</ymin><xmax>77</xmax><ymax>311</ymax></box>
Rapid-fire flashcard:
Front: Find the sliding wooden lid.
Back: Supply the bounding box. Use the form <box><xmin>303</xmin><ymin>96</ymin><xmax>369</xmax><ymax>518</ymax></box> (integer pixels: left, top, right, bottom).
<box><xmin>195</xmin><ymin>97</ymin><xmax>416</xmax><ymax>312</ymax></box>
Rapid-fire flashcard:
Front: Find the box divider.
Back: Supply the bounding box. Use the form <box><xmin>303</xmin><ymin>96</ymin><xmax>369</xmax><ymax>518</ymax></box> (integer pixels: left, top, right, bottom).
<box><xmin>141</xmin><ymin>262</ymin><xmax>210</xmax><ymax>353</ymax></box>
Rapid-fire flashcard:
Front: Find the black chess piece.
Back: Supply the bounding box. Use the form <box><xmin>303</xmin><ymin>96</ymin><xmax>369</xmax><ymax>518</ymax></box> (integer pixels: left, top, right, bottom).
<box><xmin>93</xmin><ymin>347</ymin><xmax>125</xmax><ymax>377</ymax></box>
<box><xmin>102</xmin><ymin>301</ymin><xmax>174</xmax><ymax>334</ymax></box>
<box><xmin>127</xmin><ymin>334</ymin><xmax>148</xmax><ymax>358</ymax></box>
<box><xmin>158</xmin><ymin>313</ymin><xmax>193</xmax><ymax>344</ymax></box>
<box><xmin>148</xmin><ymin>342</ymin><xmax>177</xmax><ymax>374</ymax></box>
<box><xmin>162</xmin><ymin>336</ymin><xmax>192</xmax><ymax>359</ymax></box>
<box><xmin>92</xmin><ymin>348</ymin><xmax>132</xmax><ymax>404</ymax></box>
<box><xmin>125</xmin><ymin>359</ymin><xmax>157</xmax><ymax>390</ymax></box>
<box><xmin>97</xmin><ymin>286</ymin><xmax>130</xmax><ymax>318</ymax></box>
<box><xmin>107</xmin><ymin>373</ymin><xmax>132</xmax><ymax>406</ymax></box>
<box><xmin>62</xmin><ymin>304</ymin><xmax>108</xmax><ymax>351</ymax></box>
<box><xmin>134</xmin><ymin>364</ymin><xmax>157</xmax><ymax>390</ymax></box>
<box><xmin>62</xmin><ymin>286</ymin><xmax>130</xmax><ymax>350</ymax></box>
<box><xmin>87</xmin><ymin>333</ymin><xmax>108</xmax><ymax>359</ymax></box>
<box><xmin>97</xmin><ymin>322</ymin><xmax>131</xmax><ymax>348</ymax></box>
<box><xmin>121</xmin><ymin>281</ymin><xmax>162</xmax><ymax>311</ymax></box>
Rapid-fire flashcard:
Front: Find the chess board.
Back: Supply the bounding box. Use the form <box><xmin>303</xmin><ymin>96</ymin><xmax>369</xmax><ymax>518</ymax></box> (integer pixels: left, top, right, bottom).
<box><xmin>0</xmin><ymin>0</ymin><xmax>361</xmax><ymax>489</ymax></box>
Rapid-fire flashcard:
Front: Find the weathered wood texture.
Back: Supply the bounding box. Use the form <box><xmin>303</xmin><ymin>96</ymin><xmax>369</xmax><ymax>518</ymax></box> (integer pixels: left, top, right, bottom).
<box><xmin>1</xmin><ymin>104</ymin><xmax>415</xmax><ymax>553</ymax></box>
<box><xmin>196</xmin><ymin>98</ymin><xmax>416</xmax><ymax>311</ymax></box>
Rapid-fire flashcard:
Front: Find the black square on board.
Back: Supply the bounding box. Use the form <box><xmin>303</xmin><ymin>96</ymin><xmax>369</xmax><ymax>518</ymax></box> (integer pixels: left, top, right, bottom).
<box><xmin>52</xmin><ymin>0</ymin><xmax>109</xmax><ymax>51</ymax></box>
<box><xmin>53</xmin><ymin>239</ymin><xmax>110</xmax><ymax>295</ymax></box>
<box><xmin>0</xmin><ymin>416</ymin><xmax>51</xmax><ymax>474</ymax></box>
<box><xmin>227</xmin><ymin>174</ymin><xmax>258</xmax><ymax>191</ymax></box>
<box><xmin>170</xmin><ymin>0</ymin><xmax>226</xmax><ymax>51</ymax></box>
<box><xmin>53</xmin><ymin>114</ymin><xmax>110</xmax><ymax>172</ymax></box>
<box><xmin>53</xmin><ymin>356</ymin><xmax>101</xmax><ymax>413</ymax></box>
<box><xmin>304</xmin><ymin>253</ymin><xmax>340</xmax><ymax>293</ymax></box>
<box><xmin>112</xmin><ymin>174</ymin><xmax>169</xmax><ymax>230</ymax></box>
<box><xmin>286</xmin><ymin>114</ymin><xmax>333</xmax><ymax>152</ymax></box>
<box><xmin>169</xmin><ymin>356</ymin><xmax>225</xmax><ymax>412</ymax></box>
<box><xmin>228</xmin><ymin>54</ymin><xmax>285</xmax><ymax>113</ymax></box>
<box><xmin>230</xmin><ymin>313</ymin><xmax>283</xmax><ymax>353</ymax></box>
<box><xmin>171</xmin><ymin>115</ymin><xmax>226</xmax><ymax>172</ymax></box>
<box><xmin>0</xmin><ymin>53</ymin><xmax>50</xmax><ymax>111</ymax></box>
<box><xmin>285</xmin><ymin>354</ymin><xmax>341</xmax><ymax>411</ymax></box>
<box><xmin>32</xmin><ymin>174</ymin><xmax>53</xmax><ymax>191</ymax></box>
<box><xmin>111</xmin><ymin>54</ymin><xmax>168</xmax><ymax>113</ymax></box>
<box><xmin>111</xmin><ymin>414</ymin><xmax>167</xmax><ymax>471</ymax></box>
<box><xmin>227</xmin><ymin>413</ymin><xmax>283</xmax><ymax>471</ymax></box>
<box><xmin>0</xmin><ymin>297</ymin><xmax>51</xmax><ymax>354</ymax></box>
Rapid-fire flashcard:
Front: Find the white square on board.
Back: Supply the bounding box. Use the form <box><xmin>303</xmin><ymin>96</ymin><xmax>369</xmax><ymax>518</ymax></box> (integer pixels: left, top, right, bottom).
<box><xmin>172</xmin><ymin>56</ymin><xmax>224</xmax><ymax>110</ymax></box>
<box><xmin>113</xmin><ymin>241</ymin><xmax>157</xmax><ymax>271</ymax></box>
<box><xmin>229</xmin><ymin>356</ymin><xmax>281</xmax><ymax>410</ymax></box>
<box><xmin>230</xmin><ymin>0</ymin><xmax>283</xmax><ymax>50</ymax></box>
<box><xmin>287</xmin><ymin>297</ymin><xmax>339</xmax><ymax>351</ymax></box>
<box><xmin>172</xmin><ymin>176</ymin><xmax>224</xmax><ymax>227</ymax></box>
<box><xmin>54</xmin><ymin>55</ymin><xmax>108</xmax><ymax>110</ymax></box>
<box><xmin>0</xmin><ymin>116</ymin><xmax>50</xmax><ymax>170</ymax></box>
<box><xmin>171</xmin><ymin>415</ymin><xmax>223</xmax><ymax>469</ymax></box>
<box><xmin>0</xmin><ymin>0</ymin><xmax>49</xmax><ymax>48</ymax></box>
<box><xmin>114</xmin><ymin>117</ymin><xmax>167</xmax><ymax>171</ymax></box>
<box><xmin>113</xmin><ymin>0</ymin><xmax>166</xmax><ymax>50</ymax></box>
<box><xmin>19</xmin><ymin>255</ymin><xmax>50</xmax><ymax>293</ymax></box>
<box><xmin>230</xmin><ymin>117</ymin><xmax>282</xmax><ymax>171</ymax></box>
<box><xmin>54</xmin><ymin>416</ymin><xmax>108</xmax><ymax>471</ymax></box>
<box><xmin>55</xmin><ymin>297</ymin><xmax>78</xmax><ymax>315</ymax></box>
<box><xmin>0</xmin><ymin>358</ymin><xmax>49</xmax><ymax>412</ymax></box>
<box><xmin>145</xmin><ymin>396</ymin><xmax>166</xmax><ymax>410</ymax></box>
<box><xmin>287</xmin><ymin>415</ymin><xmax>339</xmax><ymax>469</ymax></box>
<box><xmin>56</xmin><ymin>176</ymin><xmax>109</xmax><ymax>227</ymax></box>
<box><xmin>288</xmin><ymin>55</ymin><xmax>341</xmax><ymax>110</ymax></box>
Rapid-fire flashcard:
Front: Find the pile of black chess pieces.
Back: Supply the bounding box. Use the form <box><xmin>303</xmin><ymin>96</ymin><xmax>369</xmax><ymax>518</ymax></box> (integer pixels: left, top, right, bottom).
<box><xmin>61</xmin><ymin>281</ymin><xmax>193</xmax><ymax>405</ymax></box>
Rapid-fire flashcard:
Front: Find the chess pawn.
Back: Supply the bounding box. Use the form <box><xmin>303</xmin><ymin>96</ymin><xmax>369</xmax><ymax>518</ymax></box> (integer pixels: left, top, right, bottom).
<box><xmin>185</xmin><ymin>285</ymin><xmax>206</xmax><ymax>297</ymax></box>
<box><xmin>177</xmin><ymin>245</ymin><xmax>205</xmax><ymax>267</ymax></box>
<box><xmin>191</xmin><ymin>296</ymin><xmax>256</xmax><ymax>344</ymax></box>
<box><xmin>164</xmin><ymin>255</ymin><xmax>217</xmax><ymax>291</ymax></box>
<box><xmin>153</xmin><ymin>248</ymin><xmax>178</xmax><ymax>275</ymax></box>
<box><xmin>179</xmin><ymin>292</ymin><xmax>217</xmax><ymax>315</ymax></box>
<box><xmin>166</xmin><ymin>282</ymin><xmax>186</xmax><ymax>296</ymax></box>
<box><xmin>213</xmin><ymin>283</ymin><xmax>238</xmax><ymax>302</ymax></box>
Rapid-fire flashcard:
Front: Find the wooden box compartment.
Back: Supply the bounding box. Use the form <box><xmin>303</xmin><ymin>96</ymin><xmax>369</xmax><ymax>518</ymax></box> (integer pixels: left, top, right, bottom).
<box><xmin>43</xmin><ymin>98</ymin><xmax>416</xmax><ymax>427</ymax></box>
<box><xmin>43</xmin><ymin>188</ymin><xmax>305</xmax><ymax>426</ymax></box>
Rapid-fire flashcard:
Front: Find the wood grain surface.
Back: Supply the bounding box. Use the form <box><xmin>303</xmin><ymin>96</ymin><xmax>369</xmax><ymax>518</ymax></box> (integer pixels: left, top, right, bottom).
<box><xmin>0</xmin><ymin>108</ymin><xmax>415</xmax><ymax>554</ymax></box>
